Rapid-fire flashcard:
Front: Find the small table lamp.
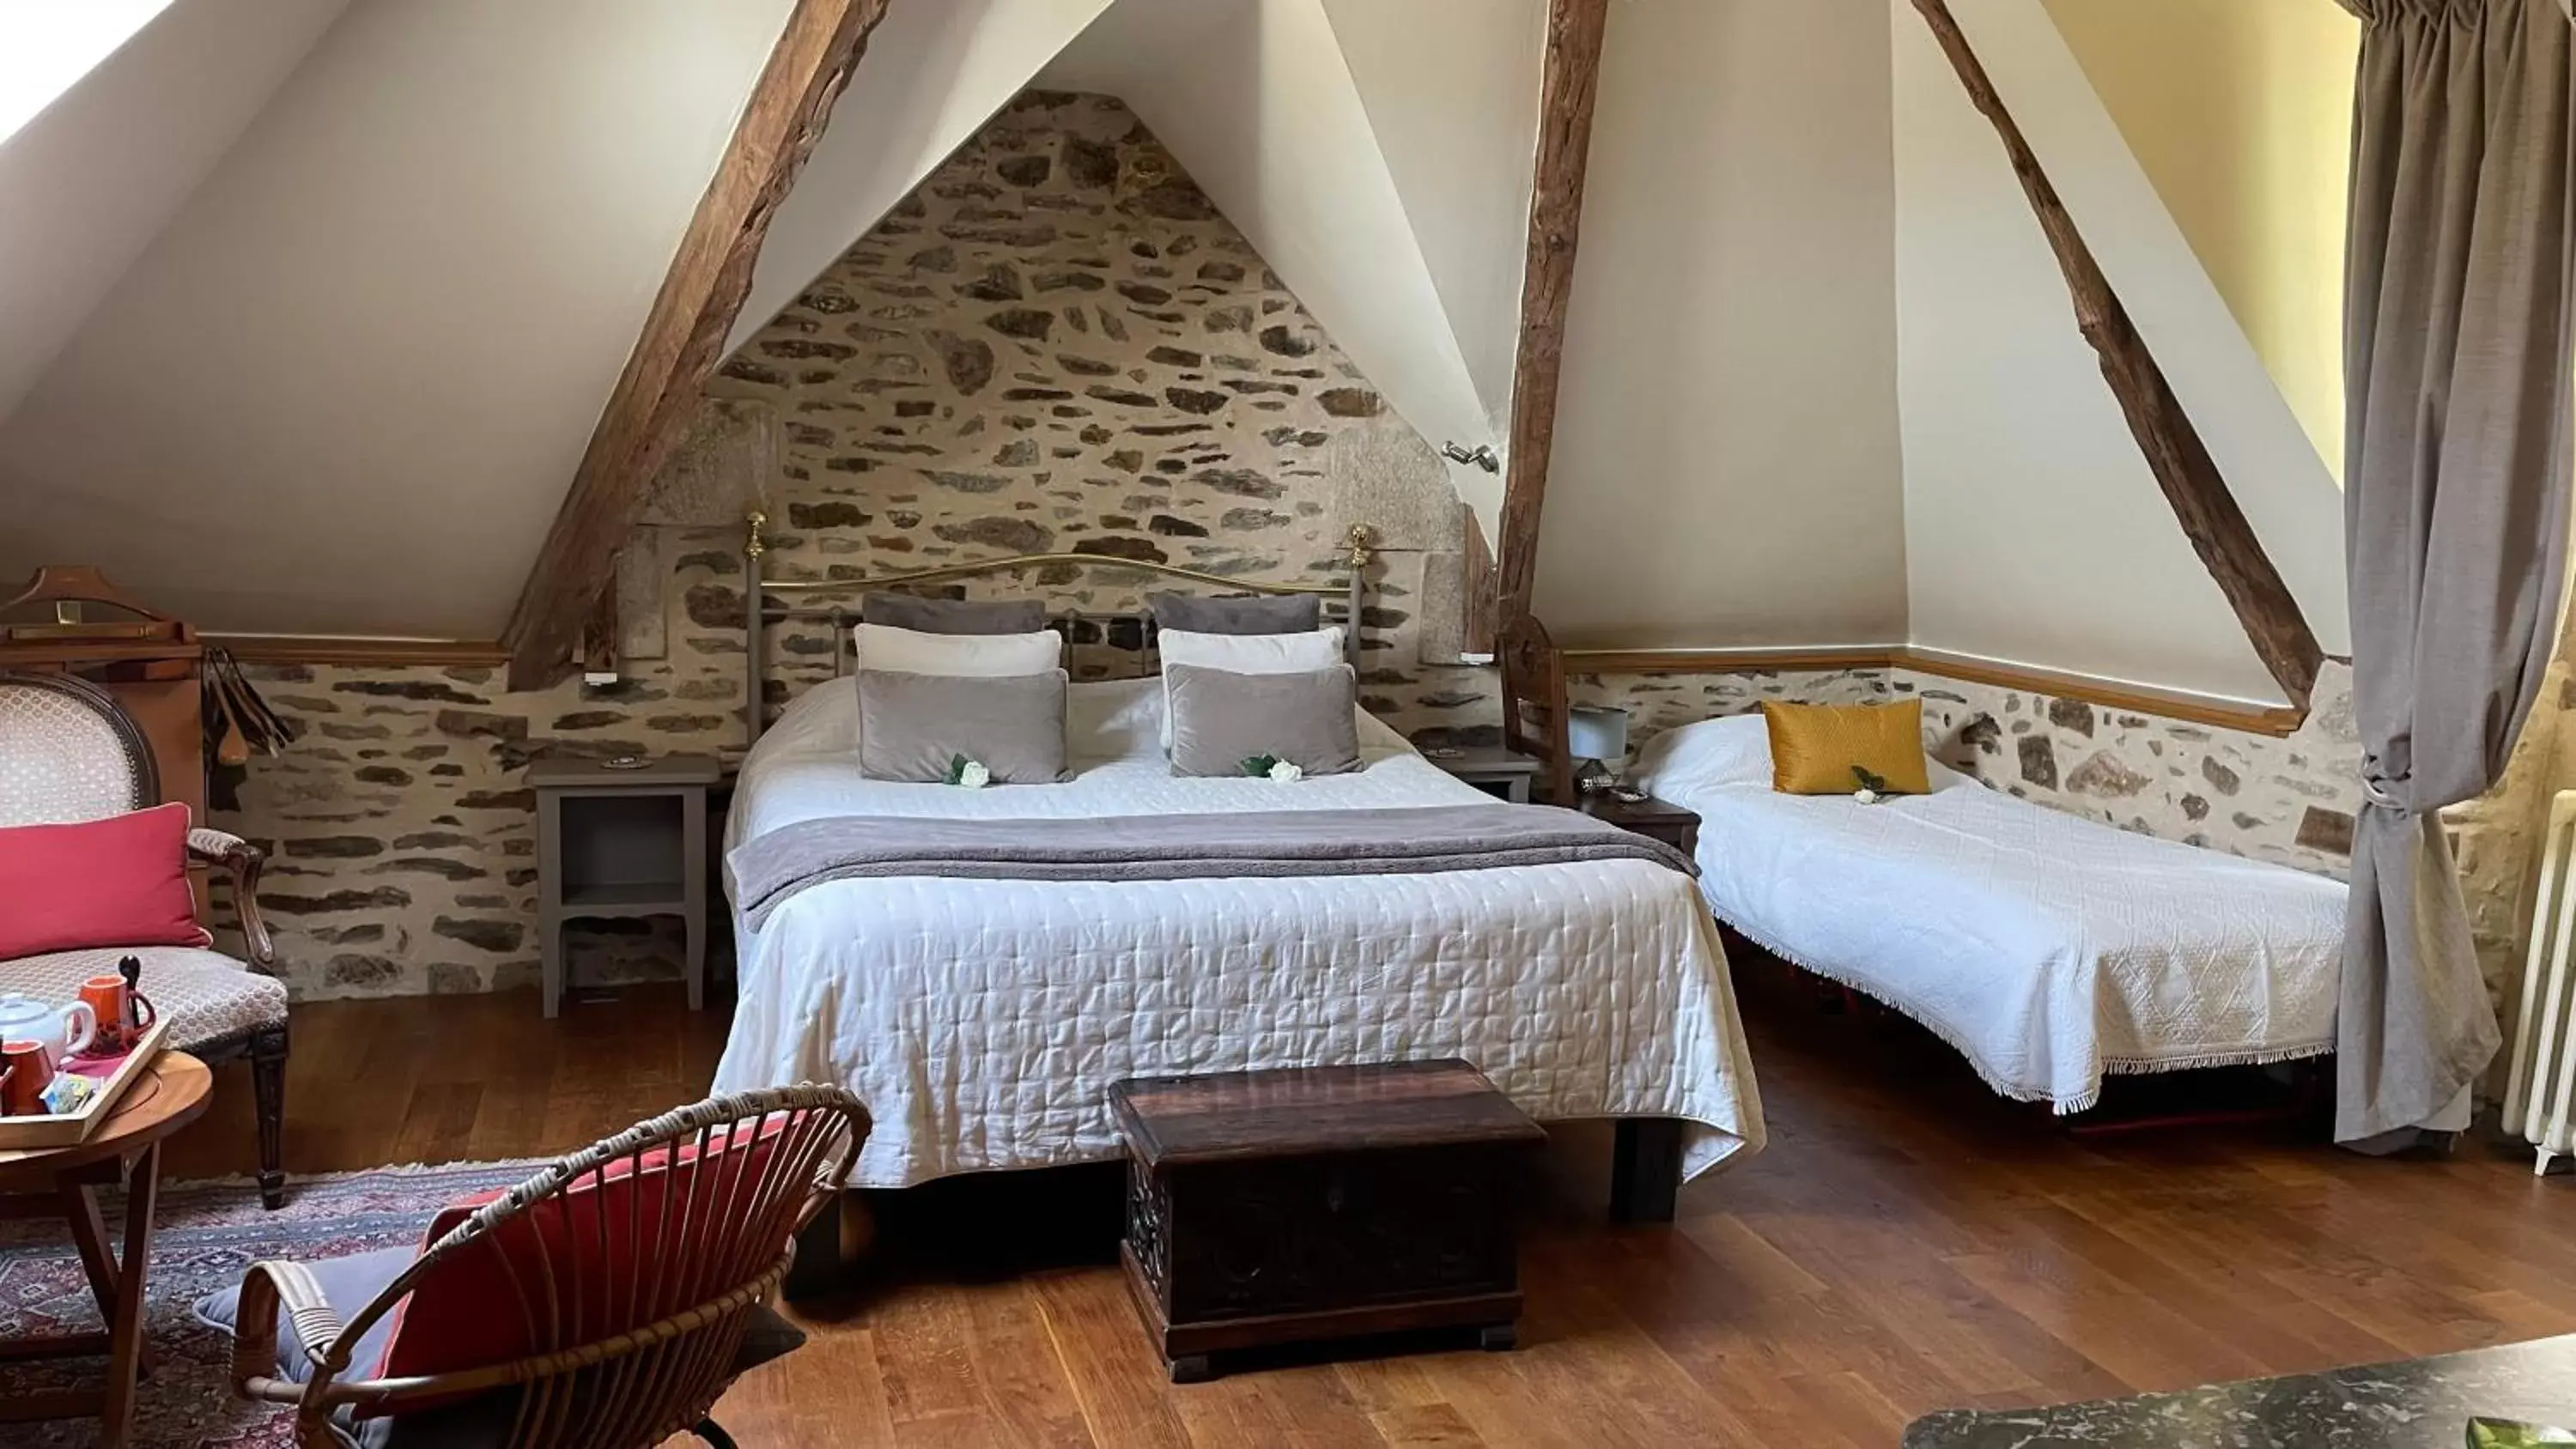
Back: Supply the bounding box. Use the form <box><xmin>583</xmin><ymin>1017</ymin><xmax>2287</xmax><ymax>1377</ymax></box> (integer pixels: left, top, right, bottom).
<box><xmin>1564</xmin><ymin>705</ymin><xmax>1631</xmax><ymax>795</ymax></box>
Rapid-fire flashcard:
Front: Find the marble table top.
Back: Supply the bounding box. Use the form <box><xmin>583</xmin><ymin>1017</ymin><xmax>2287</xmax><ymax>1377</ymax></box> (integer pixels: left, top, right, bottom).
<box><xmin>1905</xmin><ymin>1335</ymin><xmax>2576</xmax><ymax>1448</ymax></box>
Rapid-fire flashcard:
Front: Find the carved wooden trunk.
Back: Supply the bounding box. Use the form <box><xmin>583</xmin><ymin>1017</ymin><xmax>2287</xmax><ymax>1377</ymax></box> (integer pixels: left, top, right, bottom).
<box><xmin>1109</xmin><ymin>1058</ymin><xmax>1545</xmax><ymax>1382</ymax></box>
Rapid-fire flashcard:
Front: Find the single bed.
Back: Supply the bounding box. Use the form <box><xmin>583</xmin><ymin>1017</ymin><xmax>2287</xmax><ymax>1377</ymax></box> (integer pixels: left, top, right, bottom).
<box><xmin>1631</xmin><ymin>713</ymin><xmax>2346</xmax><ymax>1114</ymax></box>
<box><xmin>716</xmin><ymin>676</ymin><xmax>1765</xmax><ymax>1190</ymax></box>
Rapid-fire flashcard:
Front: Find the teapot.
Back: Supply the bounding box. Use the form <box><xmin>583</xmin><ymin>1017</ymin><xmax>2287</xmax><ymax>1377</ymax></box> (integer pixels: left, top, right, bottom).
<box><xmin>0</xmin><ymin>994</ymin><xmax>97</xmax><ymax>1068</ymax></box>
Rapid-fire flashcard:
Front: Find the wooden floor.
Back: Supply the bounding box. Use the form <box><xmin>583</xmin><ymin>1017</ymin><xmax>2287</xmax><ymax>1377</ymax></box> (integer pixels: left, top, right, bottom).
<box><xmin>165</xmin><ymin>973</ymin><xmax>2576</xmax><ymax>1448</ymax></box>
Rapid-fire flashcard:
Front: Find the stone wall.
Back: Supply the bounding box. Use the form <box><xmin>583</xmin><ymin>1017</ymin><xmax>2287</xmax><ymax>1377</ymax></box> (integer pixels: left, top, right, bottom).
<box><xmin>210</xmin><ymin>641</ymin><xmax>738</xmax><ymax>1000</ymax></box>
<box><xmin>210</xmin><ymin>88</ymin><xmax>1499</xmax><ymax>999</ymax></box>
<box><xmin>1570</xmin><ymin>661</ymin><xmax>2360</xmax><ymax>879</ymax></box>
<box><xmin>688</xmin><ymin>88</ymin><xmax>1493</xmax><ymax>745</ymax></box>
<box><xmin>1897</xmin><ymin>663</ymin><xmax>2361</xmax><ymax>878</ymax></box>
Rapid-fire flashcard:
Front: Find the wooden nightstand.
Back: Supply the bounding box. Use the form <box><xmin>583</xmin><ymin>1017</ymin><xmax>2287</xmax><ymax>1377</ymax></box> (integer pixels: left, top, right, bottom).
<box><xmin>531</xmin><ymin>755</ymin><xmax>720</xmax><ymax>1018</ymax></box>
<box><xmin>1577</xmin><ymin>791</ymin><xmax>1701</xmax><ymax>857</ymax></box>
<box><xmin>1425</xmin><ymin>746</ymin><xmax>1546</xmax><ymax>803</ymax></box>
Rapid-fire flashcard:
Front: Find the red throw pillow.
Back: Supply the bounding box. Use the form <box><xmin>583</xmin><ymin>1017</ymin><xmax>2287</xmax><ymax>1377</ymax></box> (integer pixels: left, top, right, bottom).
<box><xmin>0</xmin><ymin>803</ymin><xmax>207</xmax><ymax>960</ymax></box>
<box><xmin>368</xmin><ymin>1112</ymin><xmax>802</xmax><ymax>1402</ymax></box>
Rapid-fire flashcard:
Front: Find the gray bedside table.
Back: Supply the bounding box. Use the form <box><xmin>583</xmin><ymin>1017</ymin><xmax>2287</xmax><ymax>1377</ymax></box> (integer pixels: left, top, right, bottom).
<box><xmin>530</xmin><ymin>755</ymin><xmax>720</xmax><ymax>1017</ymax></box>
<box><xmin>1425</xmin><ymin>746</ymin><xmax>1546</xmax><ymax>803</ymax></box>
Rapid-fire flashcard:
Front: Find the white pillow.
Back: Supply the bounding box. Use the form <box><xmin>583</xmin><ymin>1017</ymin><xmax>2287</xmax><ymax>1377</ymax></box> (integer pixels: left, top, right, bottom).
<box><xmin>1156</xmin><ymin>626</ymin><xmax>1345</xmax><ymax>674</ymax></box>
<box><xmin>1154</xmin><ymin>627</ymin><xmax>1345</xmax><ymax>749</ymax></box>
<box><xmin>1631</xmin><ymin>712</ymin><xmax>1772</xmax><ymax>793</ymax></box>
<box><xmin>852</xmin><ymin>621</ymin><xmax>1061</xmax><ymax>676</ymax></box>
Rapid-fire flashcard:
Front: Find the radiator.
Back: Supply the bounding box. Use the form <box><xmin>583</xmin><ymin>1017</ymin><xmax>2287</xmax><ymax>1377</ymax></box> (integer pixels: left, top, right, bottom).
<box><xmin>2504</xmin><ymin>789</ymin><xmax>2576</xmax><ymax>1174</ymax></box>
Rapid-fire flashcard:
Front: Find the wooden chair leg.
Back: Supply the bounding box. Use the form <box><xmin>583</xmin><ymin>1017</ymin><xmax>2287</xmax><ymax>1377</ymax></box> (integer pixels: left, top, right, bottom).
<box><xmin>249</xmin><ymin>1022</ymin><xmax>289</xmax><ymax>1210</ymax></box>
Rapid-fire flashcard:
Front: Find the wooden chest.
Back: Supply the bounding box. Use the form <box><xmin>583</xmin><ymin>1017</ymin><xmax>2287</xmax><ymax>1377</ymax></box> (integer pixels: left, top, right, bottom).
<box><xmin>1109</xmin><ymin>1058</ymin><xmax>1546</xmax><ymax>1382</ymax></box>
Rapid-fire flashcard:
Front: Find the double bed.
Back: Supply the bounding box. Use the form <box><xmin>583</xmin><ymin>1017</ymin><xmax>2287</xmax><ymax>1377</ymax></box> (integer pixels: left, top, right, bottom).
<box><xmin>715</xmin><ymin>675</ymin><xmax>1765</xmax><ymax>1190</ymax></box>
<box><xmin>1632</xmin><ymin>713</ymin><xmax>2347</xmax><ymax>1115</ymax></box>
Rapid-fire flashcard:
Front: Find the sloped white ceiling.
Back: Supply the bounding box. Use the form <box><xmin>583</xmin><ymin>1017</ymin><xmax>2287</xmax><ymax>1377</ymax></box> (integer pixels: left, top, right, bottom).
<box><xmin>0</xmin><ymin>0</ymin><xmax>351</xmax><ymax>424</ymax></box>
<box><xmin>1314</xmin><ymin>0</ymin><xmax>1545</xmax><ymax>433</ymax></box>
<box><xmin>1041</xmin><ymin>0</ymin><xmax>1505</xmax><ymax>537</ymax></box>
<box><xmin>729</xmin><ymin>0</ymin><xmax>1119</xmax><ymax>354</ymax></box>
<box><xmin>1535</xmin><ymin>0</ymin><xmax>1910</xmax><ymax>650</ymax></box>
<box><xmin>0</xmin><ymin>0</ymin><xmax>797</xmax><ymax>638</ymax></box>
<box><xmin>1893</xmin><ymin>0</ymin><xmax>2348</xmax><ymax>704</ymax></box>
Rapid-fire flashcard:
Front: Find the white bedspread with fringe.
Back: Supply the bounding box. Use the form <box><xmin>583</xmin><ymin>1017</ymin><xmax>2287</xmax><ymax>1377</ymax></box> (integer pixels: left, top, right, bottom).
<box><xmin>1635</xmin><ymin>716</ymin><xmax>2345</xmax><ymax>1113</ymax></box>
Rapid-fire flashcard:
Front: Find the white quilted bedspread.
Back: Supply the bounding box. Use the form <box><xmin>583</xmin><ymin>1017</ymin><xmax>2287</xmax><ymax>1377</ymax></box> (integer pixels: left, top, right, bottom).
<box><xmin>1636</xmin><ymin>715</ymin><xmax>2345</xmax><ymax>1113</ymax></box>
<box><xmin>716</xmin><ymin>681</ymin><xmax>1765</xmax><ymax>1187</ymax></box>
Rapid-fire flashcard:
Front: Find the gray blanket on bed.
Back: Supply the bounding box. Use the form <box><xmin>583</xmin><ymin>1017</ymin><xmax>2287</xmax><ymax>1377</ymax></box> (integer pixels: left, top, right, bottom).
<box><xmin>729</xmin><ymin>803</ymin><xmax>1698</xmax><ymax>929</ymax></box>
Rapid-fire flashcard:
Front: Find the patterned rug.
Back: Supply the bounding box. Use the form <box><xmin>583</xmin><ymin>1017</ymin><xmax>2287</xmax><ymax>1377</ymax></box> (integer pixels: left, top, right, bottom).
<box><xmin>0</xmin><ymin>1160</ymin><xmax>541</xmax><ymax>1448</ymax></box>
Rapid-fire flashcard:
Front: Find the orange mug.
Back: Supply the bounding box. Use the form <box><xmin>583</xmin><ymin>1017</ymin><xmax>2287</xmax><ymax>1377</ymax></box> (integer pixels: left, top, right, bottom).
<box><xmin>1</xmin><ymin>1040</ymin><xmax>52</xmax><ymax>1116</ymax></box>
<box><xmin>80</xmin><ymin>975</ymin><xmax>155</xmax><ymax>1055</ymax></box>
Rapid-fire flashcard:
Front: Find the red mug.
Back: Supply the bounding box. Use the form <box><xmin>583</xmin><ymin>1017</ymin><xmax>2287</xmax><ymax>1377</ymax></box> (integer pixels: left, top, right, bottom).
<box><xmin>80</xmin><ymin>975</ymin><xmax>155</xmax><ymax>1055</ymax></box>
<box><xmin>1</xmin><ymin>1040</ymin><xmax>53</xmax><ymax>1116</ymax></box>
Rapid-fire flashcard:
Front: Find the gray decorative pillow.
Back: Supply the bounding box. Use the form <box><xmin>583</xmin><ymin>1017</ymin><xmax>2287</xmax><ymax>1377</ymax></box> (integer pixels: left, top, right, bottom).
<box><xmin>1164</xmin><ymin>663</ymin><xmax>1361</xmax><ymax>777</ymax></box>
<box><xmin>863</xmin><ymin>592</ymin><xmax>1047</xmax><ymax>635</ymax></box>
<box><xmin>1147</xmin><ymin>591</ymin><xmax>1321</xmax><ymax>635</ymax></box>
<box><xmin>857</xmin><ymin>670</ymin><xmax>1067</xmax><ymax>784</ymax></box>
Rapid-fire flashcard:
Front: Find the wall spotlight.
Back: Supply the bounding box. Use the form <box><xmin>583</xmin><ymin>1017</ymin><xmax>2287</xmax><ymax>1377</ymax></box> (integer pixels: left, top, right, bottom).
<box><xmin>1442</xmin><ymin>442</ymin><xmax>1500</xmax><ymax>473</ymax></box>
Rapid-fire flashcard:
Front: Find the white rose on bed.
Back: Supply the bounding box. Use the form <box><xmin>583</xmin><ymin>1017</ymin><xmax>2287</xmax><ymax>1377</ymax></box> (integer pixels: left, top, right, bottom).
<box><xmin>945</xmin><ymin>754</ymin><xmax>991</xmax><ymax>789</ymax></box>
<box><xmin>1268</xmin><ymin>761</ymin><xmax>1303</xmax><ymax>784</ymax></box>
<box><xmin>1240</xmin><ymin>754</ymin><xmax>1303</xmax><ymax>782</ymax></box>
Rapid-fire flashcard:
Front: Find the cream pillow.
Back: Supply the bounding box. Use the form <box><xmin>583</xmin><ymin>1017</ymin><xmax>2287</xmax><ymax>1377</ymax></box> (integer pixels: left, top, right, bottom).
<box><xmin>852</xmin><ymin>621</ymin><xmax>1061</xmax><ymax>677</ymax></box>
<box><xmin>1156</xmin><ymin>626</ymin><xmax>1345</xmax><ymax>674</ymax></box>
<box><xmin>1154</xmin><ymin>627</ymin><xmax>1346</xmax><ymax>749</ymax></box>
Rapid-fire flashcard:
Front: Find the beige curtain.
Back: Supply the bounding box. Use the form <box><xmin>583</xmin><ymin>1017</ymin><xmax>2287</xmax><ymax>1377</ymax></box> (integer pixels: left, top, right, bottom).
<box><xmin>2337</xmin><ymin>0</ymin><xmax>2576</xmax><ymax>1143</ymax></box>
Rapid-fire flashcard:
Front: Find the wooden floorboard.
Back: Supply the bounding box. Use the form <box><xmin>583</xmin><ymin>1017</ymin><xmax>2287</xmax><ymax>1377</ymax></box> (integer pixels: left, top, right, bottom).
<box><xmin>161</xmin><ymin>973</ymin><xmax>2576</xmax><ymax>1447</ymax></box>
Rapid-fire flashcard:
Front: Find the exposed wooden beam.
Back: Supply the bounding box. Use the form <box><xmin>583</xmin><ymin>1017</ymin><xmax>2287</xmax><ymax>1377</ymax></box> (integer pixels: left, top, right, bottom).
<box><xmin>1493</xmin><ymin>0</ymin><xmax>1613</xmax><ymax>631</ymax></box>
<box><xmin>501</xmin><ymin>0</ymin><xmax>891</xmax><ymax>689</ymax></box>
<box><xmin>1909</xmin><ymin>0</ymin><xmax>2322</xmax><ymax>711</ymax></box>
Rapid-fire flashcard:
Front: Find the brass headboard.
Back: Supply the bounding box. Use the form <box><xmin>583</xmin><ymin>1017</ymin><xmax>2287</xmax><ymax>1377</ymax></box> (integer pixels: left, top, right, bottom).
<box><xmin>741</xmin><ymin>512</ymin><xmax>1377</xmax><ymax>745</ymax></box>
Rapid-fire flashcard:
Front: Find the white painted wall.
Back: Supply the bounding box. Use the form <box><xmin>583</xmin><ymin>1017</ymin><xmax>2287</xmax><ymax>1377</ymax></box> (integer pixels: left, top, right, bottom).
<box><xmin>1042</xmin><ymin>0</ymin><xmax>1503</xmax><ymax>535</ymax></box>
<box><xmin>0</xmin><ymin>0</ymin><xmax>796</xmax><ymax>637</ymax></box>
<box><xmin>1534</xmin><ymin>0</ymin><xmax>1909</xmax><ymax>650</ymax></box>
<box><xmin>1892</xmin><ymin>0</ymin><xmax>2350</xmax><ymax>704</ymax></box>
<box><xmin>1315</xmin><ymin>0</ymin><xmax>1545</xmax><ymax>433</ymax></box>
<box><xmin>731</xmin><ymin>0</ymin><xmax>1117</xmax><ymax>352</ymax></box>
<box><xmin>0</xmin><ymin>0</ymin><xmax>350</xmax><ymax>425</ymax></box>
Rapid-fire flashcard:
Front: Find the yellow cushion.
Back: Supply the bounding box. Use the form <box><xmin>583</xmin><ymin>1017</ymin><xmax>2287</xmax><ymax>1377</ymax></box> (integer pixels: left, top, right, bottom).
<box><xmin>1759</xmin><ymin>700</ymin><xmax>1931</xmax><ymax>796</ymax></box>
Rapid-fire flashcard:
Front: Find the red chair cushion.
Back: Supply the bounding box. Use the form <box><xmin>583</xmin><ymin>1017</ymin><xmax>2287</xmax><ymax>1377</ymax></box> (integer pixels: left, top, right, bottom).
<box><xmin>371</xmin><ymin>1114</ymin><xmax>799</xmax><ymax>1395</ymax></box>
<box><xmin>0</xmin><ymin>803</ymin><xmax>207</xmax><ymax>960</ymax></box>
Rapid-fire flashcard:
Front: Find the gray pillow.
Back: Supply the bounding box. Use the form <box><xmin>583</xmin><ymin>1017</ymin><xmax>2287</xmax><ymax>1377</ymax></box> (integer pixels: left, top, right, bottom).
<box><xmin>858</xmin><ymin>670</ymin><xmax>1066</xmax><ymax>784</ymax></box>
<box><xmin>863</xmin><ymin>592</ymin><xmax>1047</xmax><ymax>635</ymax></box>
<box><xmin>1165</xmin><ymin>663</ymin><xmax>1361</xmax><ymax>777</ymax></box>
<box><xmin>1147</xmin><ymin>591</ymin><xmax>1321</xmax><ymax>635</ymax></box>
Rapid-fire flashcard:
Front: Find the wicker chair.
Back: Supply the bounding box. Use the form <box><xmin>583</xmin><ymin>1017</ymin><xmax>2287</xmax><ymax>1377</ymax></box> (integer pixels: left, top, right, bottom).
<box><xmin>214</xmin><ymin>1086</ymin><xmax>870</xmax><ymax>1449</ymax></box>
<box><xmin>0</xmin><ymin>670</ymin><xmax>292</xmax><ymax>1205</ymax></box>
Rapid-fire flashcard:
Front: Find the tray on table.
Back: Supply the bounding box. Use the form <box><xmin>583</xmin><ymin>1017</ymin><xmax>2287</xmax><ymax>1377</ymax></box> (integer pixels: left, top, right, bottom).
<box><xmin>0</xmin><ymin>1016</ymin><xmax>170</xmax><ymax>1155</ymax></box>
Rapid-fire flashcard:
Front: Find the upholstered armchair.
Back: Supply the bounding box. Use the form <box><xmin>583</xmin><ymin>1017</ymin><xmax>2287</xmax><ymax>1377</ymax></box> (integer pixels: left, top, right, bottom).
<box><xmin>210</xmin><ymin>1086</ymin><xmax>869</xmax><ymax>1449</ymax></box>
<box><xmin>0</xmin><ymin>670</ymin><xmax>292</xmax><ymax>1206</ymax></box>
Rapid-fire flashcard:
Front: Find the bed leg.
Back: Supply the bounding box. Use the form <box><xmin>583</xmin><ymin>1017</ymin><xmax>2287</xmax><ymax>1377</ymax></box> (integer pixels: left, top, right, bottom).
<box><xmin>785</xmin><ymin>1190</ymin><xmax>875</xmax><ymax>1301</ymax></box>
<box><xmin>1609</xmin><ymin>1119</ymin><xmax>1682</xmax><ymax>1225</ymax></box>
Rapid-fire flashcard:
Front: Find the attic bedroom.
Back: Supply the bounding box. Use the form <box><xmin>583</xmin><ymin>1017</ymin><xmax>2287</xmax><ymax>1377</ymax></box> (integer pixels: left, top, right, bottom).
<box><xmin>2</xmin><ymin>0</ymin><xmax>2573</xmax><ymax>1444</ymax></box>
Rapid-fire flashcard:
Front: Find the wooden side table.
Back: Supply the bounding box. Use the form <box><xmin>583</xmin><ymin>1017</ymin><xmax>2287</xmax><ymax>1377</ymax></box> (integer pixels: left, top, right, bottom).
<box><xmin>0</xmin><ymin>1051</ymin><xmax>213</xmax><ymax>1447</ymax></box>
<box><xmin>532</xmin><ymin>755</ymin><xmax>720</xmax><ymax>1017</ymax></box>
<box><xmin>1577</xmin><ymin>791</ymin><xmax>1701</xmax><ymax>857</ymax></box>
<box><xmin>1425</xmin><ymin>746</ymin><xmax>1546</xmax><ymax>803</ymax></box>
